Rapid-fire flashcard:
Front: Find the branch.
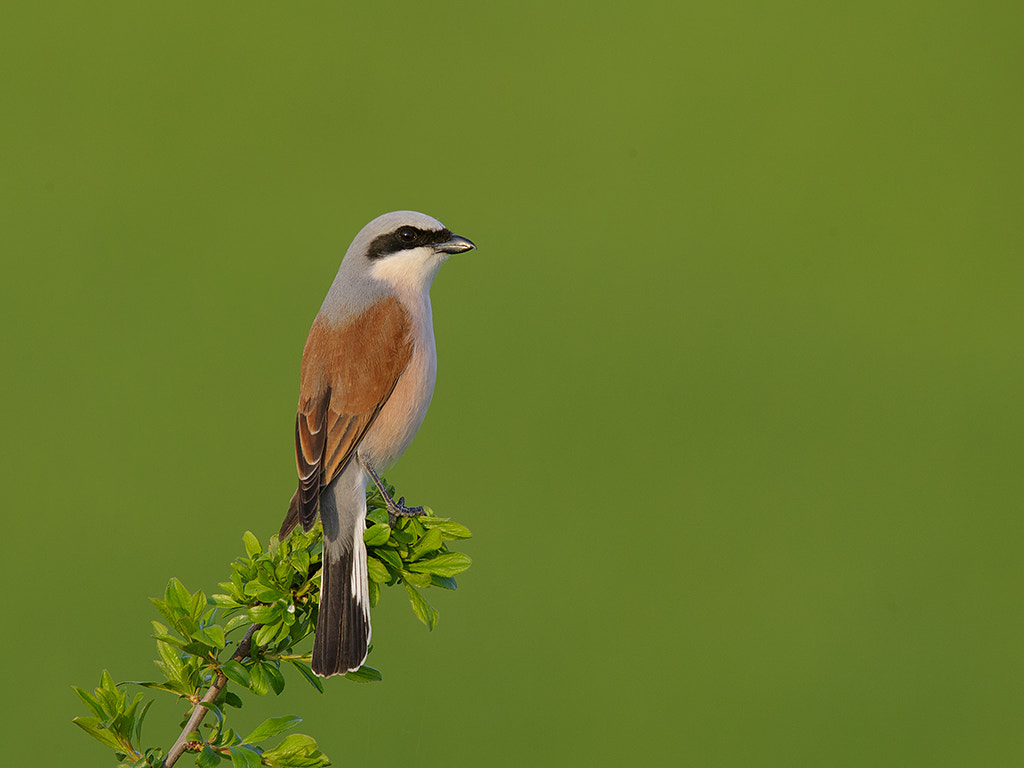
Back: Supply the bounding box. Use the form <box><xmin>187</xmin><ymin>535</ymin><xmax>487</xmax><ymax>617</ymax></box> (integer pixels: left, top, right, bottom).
<box><xmin>162</xmin><ymin>623</ymin><xmax>260</xmax><ymax>768</ymax></box>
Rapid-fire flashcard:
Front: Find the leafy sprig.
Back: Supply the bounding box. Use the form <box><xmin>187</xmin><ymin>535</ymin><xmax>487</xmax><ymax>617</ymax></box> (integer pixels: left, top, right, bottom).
<box><xmin>73</xmin><ymin>480</ymin><xmax>472</xmax><ymax>767</ymax></box>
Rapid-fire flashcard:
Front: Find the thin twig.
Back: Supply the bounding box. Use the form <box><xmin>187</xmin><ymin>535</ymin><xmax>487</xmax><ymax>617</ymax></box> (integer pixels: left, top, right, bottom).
<box><xmin>161</xmin><ymin>624</ymin><xmax>260</xmax><ymax>768</ymax></box>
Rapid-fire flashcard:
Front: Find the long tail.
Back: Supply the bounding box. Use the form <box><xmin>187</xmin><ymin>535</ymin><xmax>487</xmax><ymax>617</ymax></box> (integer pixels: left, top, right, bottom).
<box><xmin>312</xmin><ymin>485</ymin><xmax>371</xmax><ymax>676</ymax></box>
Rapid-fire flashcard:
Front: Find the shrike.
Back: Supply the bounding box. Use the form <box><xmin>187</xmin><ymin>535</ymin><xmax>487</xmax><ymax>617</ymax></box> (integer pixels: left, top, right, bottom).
<box><xmin>278</xmin><ymin>211</ymin><xmax>475</xmax><ymax>676</ymax></box>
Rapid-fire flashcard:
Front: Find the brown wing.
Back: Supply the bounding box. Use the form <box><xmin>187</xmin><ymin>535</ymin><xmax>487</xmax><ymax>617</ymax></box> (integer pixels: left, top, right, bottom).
<box><xmin>287</xmin><ymin>296</ymin><xmax>413</xmax><ymax>533</ymax></box>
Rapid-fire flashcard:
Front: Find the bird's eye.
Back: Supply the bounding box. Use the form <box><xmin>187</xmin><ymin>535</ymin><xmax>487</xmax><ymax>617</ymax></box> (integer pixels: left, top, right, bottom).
<box><xmin>397</xmin><ymin>227</ymin><xmax>418</xmax><ymax>243</ymax></box>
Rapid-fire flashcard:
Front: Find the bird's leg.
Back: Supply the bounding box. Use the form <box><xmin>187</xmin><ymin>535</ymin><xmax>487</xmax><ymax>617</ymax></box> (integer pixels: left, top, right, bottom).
<box><xmin>358</xmin><ymin>455</ymin><xmax>426</xmax><ymax>528</ymax></box>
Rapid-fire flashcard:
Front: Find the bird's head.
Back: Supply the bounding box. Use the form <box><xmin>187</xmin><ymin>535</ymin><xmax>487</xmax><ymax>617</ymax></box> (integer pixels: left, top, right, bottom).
<box><xmin>346</xmin><ymin>211</ymin><xmax>476</xmax><ymax>293</ymax></box>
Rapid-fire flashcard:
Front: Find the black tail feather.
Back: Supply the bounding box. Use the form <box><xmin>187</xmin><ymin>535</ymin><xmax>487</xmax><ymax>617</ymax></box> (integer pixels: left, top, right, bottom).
<box><xmin>312</xmin><ymin>544</ymin><xmax>369</xmax><ymax>676</ymax></box>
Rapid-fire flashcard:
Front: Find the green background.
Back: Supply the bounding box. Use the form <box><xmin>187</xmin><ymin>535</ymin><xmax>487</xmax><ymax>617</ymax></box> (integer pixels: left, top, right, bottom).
<box><xmin>2</xmin><ymin>1</ymin><xmax>1022</xmax><ymax>765</ymax></box>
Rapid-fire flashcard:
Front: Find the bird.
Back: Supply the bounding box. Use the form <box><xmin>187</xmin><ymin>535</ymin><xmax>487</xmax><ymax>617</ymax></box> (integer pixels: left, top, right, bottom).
<box><xmin>278</xmin><ymin>210</ymin><xmax>476</xmax><ymax>676</ymax></box>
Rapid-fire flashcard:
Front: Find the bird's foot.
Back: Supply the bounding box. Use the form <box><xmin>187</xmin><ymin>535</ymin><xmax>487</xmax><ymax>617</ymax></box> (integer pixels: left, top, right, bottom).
<box><xmin>386</xmin><ymin>496</ymin><xmax>426</xmax><ymax>528</ymax></box>
<box><xmin>357</xmin><ymin>454</ymin><xmax>427</xmax><ymax>528</ymax></box>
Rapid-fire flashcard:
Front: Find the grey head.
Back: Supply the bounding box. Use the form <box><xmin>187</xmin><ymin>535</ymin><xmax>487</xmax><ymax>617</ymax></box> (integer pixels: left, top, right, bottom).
<box><xmin>323</xmin><ymin>211</ymin><xmax>475</xmax><ymax>314</ymax></box>
<box><xmin>348</xmin><ymin>210</ymin><xmax>473</xmax><ymax>275</ymax></box>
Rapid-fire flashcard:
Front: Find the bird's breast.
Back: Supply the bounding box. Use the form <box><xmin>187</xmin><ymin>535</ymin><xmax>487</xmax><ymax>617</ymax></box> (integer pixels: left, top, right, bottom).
<box><xmin>359</xmin><ymin>302</ymin><xmax>437</xmax><ymax>470</ymax></box>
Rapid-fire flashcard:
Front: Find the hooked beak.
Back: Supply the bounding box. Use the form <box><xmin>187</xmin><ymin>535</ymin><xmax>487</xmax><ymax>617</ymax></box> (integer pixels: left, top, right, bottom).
<box><xmin>434</xmin><ymin>234</ymin><xmax>476</xmax><ymax>255</ymax></box>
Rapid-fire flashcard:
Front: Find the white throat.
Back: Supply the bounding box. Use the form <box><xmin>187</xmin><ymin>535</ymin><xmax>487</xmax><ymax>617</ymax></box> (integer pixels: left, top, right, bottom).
<box><xmin>369</xmin><ymin>247</ymin><xmax>445</xmax><ymax>299</ymax></box>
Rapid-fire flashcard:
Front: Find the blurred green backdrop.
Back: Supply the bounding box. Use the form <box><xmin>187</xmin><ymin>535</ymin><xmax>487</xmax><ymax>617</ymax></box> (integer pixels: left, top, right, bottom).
<box><xmin>2</xmin><ymin>1</ymin><xmax>1022</xmax><ymax>765</ymax></box>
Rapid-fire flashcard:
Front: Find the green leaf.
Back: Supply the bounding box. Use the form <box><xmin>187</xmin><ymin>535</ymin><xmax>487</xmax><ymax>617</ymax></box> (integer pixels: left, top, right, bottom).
<box><xmin>265</xmin><ymin>663</ymin><xmax>286</xmax><ymax>695</ymax></box>
<box><xmin>344</xmin><ymin>665</ymin><xmax>383</xmax><ymax>683</ymax></box>
<box><xmin>100</xmin><ymin>668</ymin><xmax>119</xmax><ymax>692</ymax></box>
<box><xmin>72</xmin><ymin>686</ymin><xmax>106</xmax><ymax>719</ymax></box>
<box><xmin>243</xmin><ymin>715</ymin><xmax>301</xmax><ymax>744</ymax></box>
<box><xmin>365</xmin><ymin>507</ymin><xmax>389</xmax><ymax>526</ymax></box>
<box><xmin>196</xmin><ymin>744</ymin><xmax>222</xmax><ymax>768</ymax></box>
<box><xmin>126</xmin><ymin>676</ymin><xmax>183</xmax><ymax>695</ymax></box>
<box><xmin>230</xmin><ymin>745</ymin><xmax>263</xmax><ymax>768</ymax></box>
<box><xmin>243</xmin><ymin>531</ymin><xmax>262</xmax><ymax>560</ymax></box>
<box><xmin>390</xmin><ymin>527</ymin><xmax>415</xmax><ymax>544</ymax></box>
<box><xmin>253</xmin><ymin>621</ymin><xmax>282</xmax><ymax>647</ymax></box>
<box><xmin>72</xmin><ymin>716</ymin><xmax>126</xmax><ymax>752</ymax></box>
<box><xmin>373</xmin><ymin>548</ymin><xmax>402</xmax><ymax>571</ymax></box>
<box><xmin>221</xmin><ymin>659</ymin><xmax>252</xmax><ymax>688</ymax></box>
<box><xmin>149</xmin><ymin>597</ymin><xmax>179</xmax><ymax>627</ymax></box>
<box><xmin>363</xmin><ymin>523</ymin><xmax>392</xmax><ymax>546</ymax></box>
<box><xmin>192</xmin><ymin>625</ymin><xmax>226</xmax><ymax>649</ymax></box>
<box><xmin>419</xmin><ymin>518</ymin><xmax>473</xmax><ymax>539</ymax></box>
<box><xmin>249</xmin><ymin>661</ymin><xmax>270</xmax><ymax>696</ymax></box>
<box><xmin>152</xmin><ymin>631</ymin><xmax>190</xmax><ymax>653</ymax></box>
<box><xmin>191</xmin><ymin>589</ymin><xmax>209</xmax><ymax>621</ymax></box>
<box><xmin>224</xmin><ymin>613</ymin><xmax>253</xmax><ymax>634</ymax></box>
<box><xmin>404</xmin><ymin>583</ymin><xmax>439</xmax><ymax>630</ymax></box>
<box><xmin>167</xmin><ymin>578</ymin><xmax>193</xmax><ymax>613</ymax></box>
<box><xmin>407</xmin><ymin>552</ymin><xmax>472</xmax><ymax>578</ymax></box>
<box><xmin>181</xmin><ymin>639</ymin><xmax>219</xmax><ymax>657</ymax></box>
<box><xmin>291</xmin><ymin>547</ymin><xmax>310</xmax><ymax>576</ymax></box>
<box><xmin>248</xmin><ymin>604</ymin><xmax>283</xmax><ymax>624</ymax></box>
<box><xmin>271</xmin><ymin>619</ymin><xmax>292</xmax><ymax>646</ymax></box>
<box><xmin>261</xmin><ymin>733</ymin><xmax>329</xmax><ymax>765</ymax></box>
<box><xmin>400</xmin><ymin>569</ymin><xmax>432</xmax><ymax>588</ymax></box>
<box><xmin>245</xmin><ymin>582</ymin><xmax>287</xmax><ymax>603</ymax></box>
<box><xmin>431</xmin><ymin>574</ymin><xmax>458</xmax><ymax>590</ymax></box>
<box><xmin>287</xmin><ymin>660</ymin><xmax>324</xmax><ymax>694</ymax></box>
<box><xmin>366</xmin><ymin>556</ymin><xmax>390</xmax><ymax>584</ymax></box>
<box><xmin>275</xmin><ymin>559</ymin><xmax>293</xmax><ymax>584</ymax></box>
<box><xmin>408</xmin><ymin>528</ymin><xmax>444</xmax><ymax>560</ymax></box>
<box><xmin>219</xmin><ymin>579</ymin><xmax>245</xmax><ymax>602</ymax></box>
<box><xmin>216</xmin><ymin>728</ymin><xmax>239</xmax><ymax>749</ymax></box>
<box><xmin>134</xmin><ymin>697</ymin><xmax>153</xmax><ymax>745</ymax></box>
<box><xmin>155</xmin><ymin>639</ymin><xmax>185</xmax><ymax>678</ymax></box>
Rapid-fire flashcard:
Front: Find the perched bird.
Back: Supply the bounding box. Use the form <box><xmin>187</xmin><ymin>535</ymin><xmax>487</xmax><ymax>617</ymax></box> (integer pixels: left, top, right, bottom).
<box><xmin>279</xmin><ymin>211</ymin><xmax>475</xmax><ymax>676</ymax></box>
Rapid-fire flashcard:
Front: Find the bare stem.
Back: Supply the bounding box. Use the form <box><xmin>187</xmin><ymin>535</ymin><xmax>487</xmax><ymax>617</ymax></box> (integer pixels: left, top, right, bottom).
<box><xmin>161</xmin><ymin>624</ymin><xmax>260</xmax><ymax>768</ymax></box>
